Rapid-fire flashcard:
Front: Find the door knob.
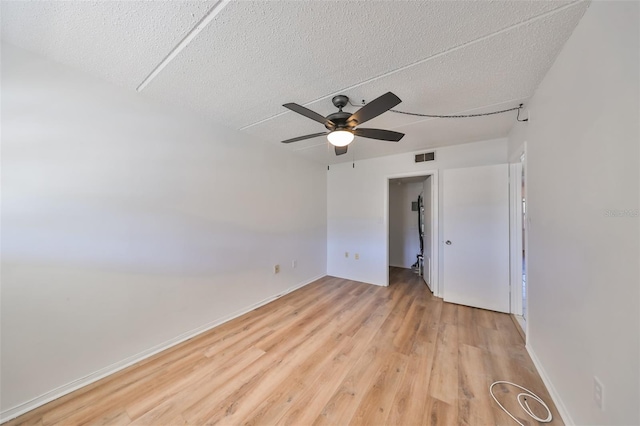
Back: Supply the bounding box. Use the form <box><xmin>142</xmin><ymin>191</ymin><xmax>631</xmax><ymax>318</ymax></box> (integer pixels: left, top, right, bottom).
<box><xmin>445</xmin><ymin>240</ymin><xmax>452</xmax><ymax>245</ymax></box>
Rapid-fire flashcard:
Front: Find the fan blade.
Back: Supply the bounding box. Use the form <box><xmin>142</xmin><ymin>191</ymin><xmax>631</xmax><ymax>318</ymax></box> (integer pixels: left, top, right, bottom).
<box><xmin>283</xmin><ymin>103</ymin><xmax>335</xmax><ymax>129</ymax></box>
<box><xmin>281</xmin><ymin>132</ymin><xmax>328</xmax><ymax>144</ymax></box>
<box><xmin>334</xmin><ymin>145</ymin><xmax>348</xmax><ymax>156</ymax></box>
<box><xmin>348</xmin><ymin>92</ymin><xmax>401</xmax><ymax>126</ymax></box>
<box><xmin>353</xmin><ymin>128</ymin><xmax>404</xmax><ymax>142</ymax></box>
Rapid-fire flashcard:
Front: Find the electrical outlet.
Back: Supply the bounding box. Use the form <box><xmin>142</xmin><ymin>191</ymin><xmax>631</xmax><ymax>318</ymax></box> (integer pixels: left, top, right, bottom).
<box><xmin>274</xmin><ymin>264</ymin><xmax>280</xmax><ymax>274</ymax></box>
<box><xmin>355</xmin><ymin>253</ymin><xmax>360</xmax><ymax>260</ymax></box>
<box><xmin>594</xmin><ymin>376</ymin><xmax>604</xmax><ymax>410</ymax></box>
<box><xmin>292</xmin><ymin>260</ymin><xmax>297</xmax><ymax>269</ymax></box>
<box><xmin>345</xmin><ymin>252</ymin><xmax>349</xmax><ymax>258</ymax></box>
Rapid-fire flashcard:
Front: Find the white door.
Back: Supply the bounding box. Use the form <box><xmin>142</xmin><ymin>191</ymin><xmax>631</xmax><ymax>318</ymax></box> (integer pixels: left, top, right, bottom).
<box><xmin>443</xmin><ymin>164</ymin><xmax>510</xmax><ymax>313</ymax></box>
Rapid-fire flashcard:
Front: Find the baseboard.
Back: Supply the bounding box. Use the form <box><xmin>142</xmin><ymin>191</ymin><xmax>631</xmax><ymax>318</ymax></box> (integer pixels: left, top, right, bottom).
<box><xmin>510</xmin><ymin>314</ymin><xmax>526</xmax><ymax>343</ymax></box>
<box><xmin>424</xmin><ymin>277</ymin><xmax>432</xmax><ymax>292</ymax></box>
<box><xmin>0</xmin><ymin>274</ymin><xmax>325</xmax><ymax>424</ymax></box>
<box><xmin>526</xmin><ymin>343</ymin><xmax>574</xmax><ymax>426</ymax></box>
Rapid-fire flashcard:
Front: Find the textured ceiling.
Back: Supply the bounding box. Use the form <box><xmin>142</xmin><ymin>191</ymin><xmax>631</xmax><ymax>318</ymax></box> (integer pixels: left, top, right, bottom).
<box><xmin>0</xmin><ymin>0</ymin><xmax>215</xmax><ymax>88</ymax></box>
<box><xmin>1</xmin><ymin>0</ymin><xmax>589</xmax><ymax>164</ymax></box>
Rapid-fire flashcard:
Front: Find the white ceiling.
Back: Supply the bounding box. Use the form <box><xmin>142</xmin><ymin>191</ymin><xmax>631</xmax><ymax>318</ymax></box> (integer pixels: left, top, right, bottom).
<box><xmin>1</xmin><ymin>0</ymin><xmax>589</xmax><ymax>164</ymax></box>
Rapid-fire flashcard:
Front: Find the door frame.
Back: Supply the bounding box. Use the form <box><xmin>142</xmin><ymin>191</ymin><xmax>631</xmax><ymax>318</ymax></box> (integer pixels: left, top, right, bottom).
<box><xmin>384</xmin><ymin>170</ymin><xmax>440</xmax><ymax>296</ymax></box>
<box><xmin>509</xmin><ymin>143</ymin><xmax>528</xmax><ymax>334</ymax></box>
<box><xmin>509</xmin><ymin>161</ymin><xmax>524</xmax><ymax>315</ymax></box>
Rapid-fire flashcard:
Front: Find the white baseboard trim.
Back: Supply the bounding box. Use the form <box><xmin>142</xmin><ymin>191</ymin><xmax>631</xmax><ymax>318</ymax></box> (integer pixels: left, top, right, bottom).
<box><xmin>514</xmin><ymin>314</ymin><xmax>526</xmax><ymax>332</ymax></box>
<box><xmin>526</xmin><ymin>343</ymin><xmax>574</xmax><ymax>426</ymax></box>
<box><xmin>0</xmin><ymin>274</ymin><xmax>325</xmax><ymax>424</ymax></box>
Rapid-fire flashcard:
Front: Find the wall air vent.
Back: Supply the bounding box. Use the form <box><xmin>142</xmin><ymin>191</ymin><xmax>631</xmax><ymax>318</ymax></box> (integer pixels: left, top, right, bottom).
<box><xmin>415</xmin><ymin>151</ymin><xmax>435</xmax><ymax>163</ymax></box>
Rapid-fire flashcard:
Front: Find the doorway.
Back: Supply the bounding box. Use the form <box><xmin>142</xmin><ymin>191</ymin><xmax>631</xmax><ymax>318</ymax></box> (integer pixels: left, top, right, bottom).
<box><xmin>509</xmin><ymin>150</ymin><xmax>528</xmax><ymax>333</ymax></box>
<box><xmin>387</xmin><ymin>173</ymin><xmax>437</xmax><ymax>293</ymax></box>
<box><xmin>521</xmin><ymin>153</ymin><xmax>528</xmax><ymax>321</ymax></box>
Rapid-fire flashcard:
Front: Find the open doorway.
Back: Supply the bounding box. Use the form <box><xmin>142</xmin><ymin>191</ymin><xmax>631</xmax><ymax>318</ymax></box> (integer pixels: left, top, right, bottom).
<box><xmin>510</xmin><ymin>149</ymin><xmax>528</xmax><ymax>334</ymax></box>
<box><xmin>388</xmin><ymin>174</ymin><xmax>435</xmax><ymax>292</ymax></box>
<box><xmin>521</xmin><ymin>153</ymin><xmax>528</xmax><ymax>322</ymax></box>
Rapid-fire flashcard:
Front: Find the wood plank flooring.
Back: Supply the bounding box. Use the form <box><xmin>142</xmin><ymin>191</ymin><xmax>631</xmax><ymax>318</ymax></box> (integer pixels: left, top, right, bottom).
<box><xmin>6</xmin><ymin>268</ymin><xmax>563</xmax><ymax>425</ymax></box>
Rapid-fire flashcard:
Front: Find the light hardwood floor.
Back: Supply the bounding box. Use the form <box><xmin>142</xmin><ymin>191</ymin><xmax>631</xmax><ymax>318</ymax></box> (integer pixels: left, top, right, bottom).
<box><xmin>7</xmin><ymin>268</ymin><xmax>563</xmax><ymax>426</ymax></box>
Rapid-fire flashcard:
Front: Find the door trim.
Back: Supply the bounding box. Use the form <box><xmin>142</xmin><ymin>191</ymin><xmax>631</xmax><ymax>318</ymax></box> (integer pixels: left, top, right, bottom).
<box><xmin>509</xmin><ymin>144</ymin><xmax>529</xmax><ymax>337</ymax></box>
<box><xmin>509</xmin><ymin>161</ymin><xmax>524</xmax><ymax>316</ymax></box>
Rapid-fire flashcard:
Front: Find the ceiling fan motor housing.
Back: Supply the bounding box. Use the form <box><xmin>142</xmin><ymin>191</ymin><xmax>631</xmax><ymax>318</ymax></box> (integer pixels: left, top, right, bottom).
<box><xmin>325</xmin><ymin>110</ymin><xmax>355</xmax><ymax>130</ymax></box>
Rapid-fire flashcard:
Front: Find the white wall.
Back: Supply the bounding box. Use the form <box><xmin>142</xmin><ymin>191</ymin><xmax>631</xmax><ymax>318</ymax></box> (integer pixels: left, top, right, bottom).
<box><xmin>388</xmin><ymin>181</ymin><xmax>422</xmax><ymax>268</ymax></box>
<box><xmin>507</xmin><ymin>2</ymin><xmax>639</xmax><ymax>424</ymax></box>
<box><xmin>0</xmin><ymin>44</ymin><xmax>327</xmax><ymax>418</ymax></box>
<box><xmin>327</xmin><ymin>138</ymin><xmax>508</xmax><ymax>286</ymax></box>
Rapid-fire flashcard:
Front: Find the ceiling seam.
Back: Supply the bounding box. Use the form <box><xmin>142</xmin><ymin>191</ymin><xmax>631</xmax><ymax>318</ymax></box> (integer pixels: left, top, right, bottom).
<box><xmin>136</xmin><ymin>0</ymin><xmax>230</xmax><ymax>92</ymax></box>
<box><xmin>239</xmin><ymin>0</ymin><xmax>585</xmax><ymax>131</ymax></box>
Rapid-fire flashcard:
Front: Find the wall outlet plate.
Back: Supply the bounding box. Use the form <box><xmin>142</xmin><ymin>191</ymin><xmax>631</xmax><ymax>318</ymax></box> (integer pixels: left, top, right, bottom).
<box><xmin>345</xmin><ymin>252</ymin><xmax>349</xmax><ymax>258</ymax></box>
<box><xmin>355</xmin><ymin>253</ymin><xmax>360</xmax><ymax>260</ymax></box>
<box><xmin>274</xmin><ymin>264</ymin><xmax>280</xmax><ymax>274</ymax></box>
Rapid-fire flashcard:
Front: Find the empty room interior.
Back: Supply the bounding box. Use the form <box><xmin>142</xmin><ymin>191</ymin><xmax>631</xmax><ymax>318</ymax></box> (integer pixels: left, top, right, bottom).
<box><xmin>1</xmin><ymin>1</ymin><xmax>639</xmax><ymax>425</ymax></box>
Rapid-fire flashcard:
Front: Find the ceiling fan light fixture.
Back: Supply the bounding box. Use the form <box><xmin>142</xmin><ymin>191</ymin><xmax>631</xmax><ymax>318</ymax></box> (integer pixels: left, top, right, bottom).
<box><xmin>281</xmin><ymin>92</ymin><xmax>403</xmax><ymax>154</ymax></box>
<box><xmin>327</xmin><ymin>130</ymin><xmax>354</xmax><ymax>147</ymax></box>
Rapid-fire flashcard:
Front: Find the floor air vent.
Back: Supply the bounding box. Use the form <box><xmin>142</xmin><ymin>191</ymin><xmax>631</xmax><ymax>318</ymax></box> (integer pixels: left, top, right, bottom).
<box><xmin>415</xmin><ymin>151</ymin><xmax>435</xmax><ymax>163</ymax></box>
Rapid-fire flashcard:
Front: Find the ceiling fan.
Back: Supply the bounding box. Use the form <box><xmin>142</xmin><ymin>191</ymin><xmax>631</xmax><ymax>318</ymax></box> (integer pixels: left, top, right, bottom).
<box><xmin>281</xmin><ymin>92</ymin><xmax>405</xmax><ymax>156</ymax></box>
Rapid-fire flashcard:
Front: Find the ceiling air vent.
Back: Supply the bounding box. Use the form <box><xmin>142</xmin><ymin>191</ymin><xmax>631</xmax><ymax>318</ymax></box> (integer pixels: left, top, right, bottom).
<box><xmin>415</xmin><ymin>151</ymin><xmax>435</xmax><ymax>163</ymax></box>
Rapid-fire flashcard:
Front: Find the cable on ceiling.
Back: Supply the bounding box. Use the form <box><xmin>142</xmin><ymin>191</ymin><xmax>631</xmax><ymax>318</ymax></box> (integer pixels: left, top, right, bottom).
<box><xmin>348</xmin><ymin>100</ymin><xmax>529</xmax><ymax>122</ymax></box>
